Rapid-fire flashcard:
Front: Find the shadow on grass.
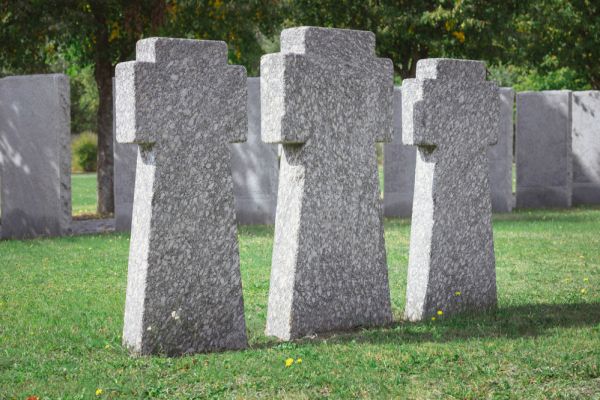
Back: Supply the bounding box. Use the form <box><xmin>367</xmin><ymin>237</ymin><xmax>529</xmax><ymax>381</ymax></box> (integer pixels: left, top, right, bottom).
<box><xmin>493</xmin><ymin>205</ymin><xmax>600</xmax><ymax>223</ymax></box>
<box><xmin>254</xmin><ymin>302</ymin><xmax>600</xmax><ymax>349</ymax></box>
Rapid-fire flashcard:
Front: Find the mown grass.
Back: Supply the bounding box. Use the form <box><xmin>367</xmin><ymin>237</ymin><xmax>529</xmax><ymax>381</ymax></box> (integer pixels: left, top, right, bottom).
<box><xmin>71</xmin><ymin>173</ymin><xmax>97</xmax><ymax>216</ymax></box>
<box><xmin>0</xmin><ymin>207</ymin><xmax>599</xmax><ymax>399</ymax></box>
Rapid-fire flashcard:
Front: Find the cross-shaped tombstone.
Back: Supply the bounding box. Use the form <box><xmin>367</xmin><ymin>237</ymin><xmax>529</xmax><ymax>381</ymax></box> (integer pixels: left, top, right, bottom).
<box><xmin>402</xmin><ymin>58</ymin><xmax>499</xmax><ymax>321</ymax></box>
<box><xmin>116</xmin><ymin>38</ymin><xmax>248</xmax><ymax>355</ymax></box>
<box><xmin>262</xmin><ymin>27</ymin><xmax>394</xmax><ymax>340</ymax></box>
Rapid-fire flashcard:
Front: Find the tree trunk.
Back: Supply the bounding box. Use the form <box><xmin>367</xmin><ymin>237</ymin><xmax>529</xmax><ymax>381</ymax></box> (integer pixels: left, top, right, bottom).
<box><xmin>93</xmin><ymin>6</ymin><xmax>114</xmax><ymax>216</ymax></box>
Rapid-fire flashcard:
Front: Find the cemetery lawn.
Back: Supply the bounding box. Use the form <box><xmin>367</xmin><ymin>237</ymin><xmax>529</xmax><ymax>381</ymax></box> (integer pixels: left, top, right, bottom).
<box><xmin>71</xmin><ymin>173</ymin><xmax>97</xmax><ymax>216</ymax></box>
<box><xmin>1</xmin><ymin>208</ymin><xmax>599</xmax><ymax>399</ymax></box>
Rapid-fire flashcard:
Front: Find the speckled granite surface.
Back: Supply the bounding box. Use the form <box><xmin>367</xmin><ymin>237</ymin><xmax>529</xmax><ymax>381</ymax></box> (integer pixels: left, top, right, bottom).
<box><xmin>402</xmin><ymin>59</ymin><xmax>499</xmax><ymax>321</ymax></box>
<box><xmin>116</xmin><ymin>38</ymin><xmax>248</xmax><ymax>355</ymax></box>
<box><xmin>262</xmin><ymin>27</ymin><xmax>394</xmax><ymax>340</ymax></box>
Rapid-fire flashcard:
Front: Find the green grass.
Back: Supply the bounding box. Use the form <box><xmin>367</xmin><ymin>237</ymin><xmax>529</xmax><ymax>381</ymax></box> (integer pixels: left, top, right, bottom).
<box><xmin>1</xmin><ymin>208</ymin><xmax>599</xmax><ymax>398</ymax></box>
<box><xmin>71</xmin><ymin>173</ymin><xmax>97</xmax><ymax>216</ymax></box>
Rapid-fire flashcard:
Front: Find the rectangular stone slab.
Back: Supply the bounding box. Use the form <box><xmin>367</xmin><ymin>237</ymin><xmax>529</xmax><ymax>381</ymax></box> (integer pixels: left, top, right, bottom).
<box><xmin>516</xmin><ymin>91</ymin><xmax>572</xmax><ymax>208</ymax></box>
<box><xmin>488</xmin><ymin>87</ymin><xmax>515</xmax><ymax>212</ymax></box>
<box><xmin>117</xmin><ymin>37</ymin><xmax>248</xmax><ymax>355</ymax></box>
<box><xmin>384</xmin><ymin>87</ymin><xmax>416</xmax><ymax>217</ymax></box>
<box><xmin>0</xmin><ymin>74</ymin><xmax>71</xmax><ymax>239</ymax></box>
<box><xmin>403</xmin><ymin>58</ymin><xmax>499</xmax><ymax>321</ymax></box>
<box><xmin>230</xmin><ymin>77</ymin><xmax>279</xmax><ymax>224</ymax></box>
<box><xmin>571</xmin><ymin>91</ymin><xmax>600</xmax><ymax>205</ymax></box>
<box><xmin>263</xmin><ymin>27</ymin><xmax>394</xmax><ymax>340</ymax></box>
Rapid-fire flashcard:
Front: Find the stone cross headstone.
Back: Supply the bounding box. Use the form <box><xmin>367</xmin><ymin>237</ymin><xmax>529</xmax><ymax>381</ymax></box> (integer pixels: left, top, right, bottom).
<box><xmin>488</xmin><ymin>87</ymin><xmax>515</xmax><ymax>212</ymax></box>
<box><xmin>230</xmin><ymin>77</ymin><xmax>279</xmax><ymax>224</ymax></box>
<box><xmin>571</xmin><ymin>91</ymin><xmax>600</xmax><ymax>205</ymax></box>
<box><xmin>262</xmin><ymin>27</ymin><xmax>394</xmax><ymax>340</ymax></box>
<box><xmin>116</xmin><ymin>38</ymin><xmax>248</xmax><ymax>355</ymax></box>
<box><xmin>516</xmin><ymin>91</ymin><xmax>572</xmax><ymax>208</ymax></box>
<box><xmin>112</xmin><ymin>78</ymin><xmax>138</xmax><ymax>232</ymax></box>
<box><xmin>384</xmin><ymin>87</ymin><xmax>417</xmax><ymax>217</ymax></box>
<box><xmin>0</xmin><ymin>74</ymin><xmax>71</xmax><ymax>239</ymax></box>
<box><xmin>403</xmin><ymin>59</ymin><xmax>499</xmax><ymax>321</ymax></box>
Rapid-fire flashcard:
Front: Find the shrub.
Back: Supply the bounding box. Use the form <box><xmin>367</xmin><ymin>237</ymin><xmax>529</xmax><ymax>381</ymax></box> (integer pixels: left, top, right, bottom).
<box><xmin>72</xmin><ymin>131</ymin><xmax>97</xmax><ymax>172</ymax></box>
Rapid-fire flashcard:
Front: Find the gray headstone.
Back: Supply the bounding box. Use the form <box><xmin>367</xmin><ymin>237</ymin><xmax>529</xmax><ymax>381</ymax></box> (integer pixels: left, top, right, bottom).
<box><xmin>262</xmin><ymin>27</ymin><xmax>394</xmax><ymax>340</ymax></box>
<box><xmin>112</xmin><ymin>78</ymin><xmax>138</xmax><ymax>232</ymax></box>
<box><xmin>572</xmin><ymin>91</ymin><xmax>600</xmax><ymax>205</ymax></box>
<box><xmin>116</xmin><ymin>38</ymin><xmax>248</xmax><ymax>355</ymax></box>
<box><xmin>0</xmin><ymin>74</ymin><xmax>71</xmax><ymax>239</ymax></box>
<box><xmin>403</xmin><ymin>59</ymin><xmax>499</xmax><ymax>322</ymax></box>
<box><xmin>384</xmin><ymin>87</ymin><xmax>416</xmax><ymax>217</ymax></box>
<box><xmin>516</xmin><ymin>91</ymin><xmax>572</xmax><ymax>208</ymax></box>
<box><xmin>230</xmin><ymin>77</ymin><xmax>279</xmax><ymax>224</ymax></box>
<box><xmin>488</xmin><ymin>87</ymin><xmax>515</xmax><ymax>212</ymax></box>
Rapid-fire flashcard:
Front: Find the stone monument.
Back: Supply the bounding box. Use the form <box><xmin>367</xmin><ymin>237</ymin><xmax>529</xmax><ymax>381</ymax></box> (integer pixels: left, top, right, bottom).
<box><xmin>0</xmin><ymin>74</ymin><xmax>71</xmax><ymax>239</ymax></box>
<box><xmin>384</xmin><ymin>87</ymin><xmax>417</xmax><ymax>217</ymax></box>
<box><xmin>403</xmin><ymin>58</ymin><xmax>499</xmax><ymax>321</ymax></box>
<box><xmin>516</xmin><ymin>91</ymin><xmax>572</xmax><ymax>208</ymax></box>
<box><xmin>571</xmin><ymin>91</ymin><xmax>600</xmax><ymax>205</ymax></box>
<box><xmin>262</xmin><ymin>27</ymin><xmax>394</xmax><ymax>340</ymax></box>
<box><xmin>488</xmin><ymin>87</ymin><xmax>515</xmax><ymax>212</ymax></box>
<box><xmin>230</xmin><ymin>77</ymin><xmax>279</xmax><ymax>224</ymax></box>
<box><xmin>116</xmin><ymin>38</ymin><xmax>248</xmax><ymax>355</ymax></box>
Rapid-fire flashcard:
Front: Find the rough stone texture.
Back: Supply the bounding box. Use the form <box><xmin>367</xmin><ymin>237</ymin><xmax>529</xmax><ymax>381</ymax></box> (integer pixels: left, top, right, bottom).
<box><xmin>263</xmin><ymin>27</ymin><xmax>394</xmax><ymax>340</ymax></box>
<box><xmin>516</xmin><ymin>91</ymin><xmax>572</xmax><ymax>208</ymax></box>
<box><xmin>403</xmin><ymin>58</ymin><xmax>499</xmax><ymax>322</ymax></box>
<box><xmin>230</xmin><ymin>77</ymin><xmax>279</xmax><ymax>224</ymax></box>
<box><xmin>70</xmin><ymin>218</ymin><xmax>115</xmax><ymax>235</ymax></box>
<box><xmin>488</xmin><ymin>87</ymin><xmax>515</xmax><ymax>212</ymax></box>
<box><xmin>116</xmin><ymin>38</ymin><xmax>248</xmax><ymax>355</ymax></box>
<box><xmin>112</xmin><ymin>78</ymin><xmax>138</xmax><ymax>232</ymax></box>
<box><xmin>571</xmin><ymin>91</ymin><xmax>600</xmax><ymax>205</ymax></box>
<box><xmin>0</xmin><ymin>74</ymin><xmax>71</xmax><ymax>239</ymax></box>
<box><xmin>384</xmin><ymin>87</ymin><xmax>417</xmax><ymax>217</ymax></box>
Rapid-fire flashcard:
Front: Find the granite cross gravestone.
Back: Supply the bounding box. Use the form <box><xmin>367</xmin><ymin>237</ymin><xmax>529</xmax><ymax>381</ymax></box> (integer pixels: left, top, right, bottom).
<box><xmin>0</xmin><ymin>74</ymin><xmax>71</xmax><ymax>239</ymax></box>
<box><xmin>116</xmin><ymin>38</ymin><xmax>248</xmax><ymax>355</ymax></box>
<box><xmin>571</xmin><ymin>91</ymin><xmax>600</xmax><ymax>205</ymax></box>
<box><xmin>402</xmin><ymin>59</ymin><xmax>499</xmax><ymax>321</ymax></box>
<box><xmin>262</xmin><ymin>27</ymin><xmax>394</xmax><ymax>340</ymax></box>
<box><xmin>516</xmin><ymin>91</ymin><xmax>572</xmax><ymax>208</ymax></box>
<box><xmin>384</xmin><ymin>87</ymin><xmax>417</xmax><ymax>217</ymax></box>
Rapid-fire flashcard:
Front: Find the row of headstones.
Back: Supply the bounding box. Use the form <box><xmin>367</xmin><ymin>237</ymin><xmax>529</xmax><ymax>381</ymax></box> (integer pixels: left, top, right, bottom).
<box><xmin>385</xmin><ymin>89</ymin><xmax>600</xmax><ymax>217</ymax></box>
<box><xmin>2</xmin><ymin>77</ymin><xmax>596</xmax><ymax>240</ymax></box>
<box><xmin>0</xmin><ymin>75</ymin><xmax>278</xmax><ymax>239</ymax></box>
<box><xmin>116</xmin><ymin>28</ymin><xmax>500</xmax><ymax>356</ymax></box>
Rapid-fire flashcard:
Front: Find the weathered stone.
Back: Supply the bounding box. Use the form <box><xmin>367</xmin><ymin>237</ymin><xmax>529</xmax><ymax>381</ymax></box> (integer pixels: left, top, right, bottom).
<box><xmin>263</xmin><ymin>27</ymin><xmax>393</xmax><ymax>340</ymax></box>
<box><xmin>571</xmin><ymin>91</ymin><xmax>600</xmax><ymax>205</ymax></box>
<box><xmin>403</xmin><ymin>59</ymin><xmax>499</xmax><ymax>322</ymax></box>
<box><xmin>117</xmin><ymin>38</ymin><xmax>248</xmax><ymax>355</ymax></box>
<box><xmin>113</xmin><ymin>78</ymin><xmax>138</xmax><ymax>232</ymax></box>
<box><xmin>384</xmin><ymin>87</ymin><xmax>417</xmax><ymax>217</ymax></box>
<box><xmin>516</xmin><ymin>91</ymin><xmax>572</xmax><ymax>208</ymax></box>
<box><xmin>488</xmin><ymin>87</ymin><xmax>515</xmax><ymax>212</ymax></box>
<box><xmin>231</xmin><ymin>77</ymin><xmax>279</xmax><ymax>224</ymax></box>
<box><xmin>0</xmin><ymin>74</ymin><xmax>71</xmax><ymax>239</ymax></box>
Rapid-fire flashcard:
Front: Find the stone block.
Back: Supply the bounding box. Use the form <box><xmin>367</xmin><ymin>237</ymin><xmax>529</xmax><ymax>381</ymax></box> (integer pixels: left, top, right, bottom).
<box><xmin>263</xmin><ymin>27</ymin><xmax>393</xmax><ymax>340</ymax></box>
<box><xmin>0</xmin><ymin>74</ymin><xmax>71</xmax><ymax>239</ymax></box>
<box><xmin>516</xmin><ymin>91</ymin><xmax>572</xmax><ymax>208</ymax></box>
<box><xmin>384</xmin><ymin>87</ymin><xmax>416</xmax><ymax>217</ymax></box>
<box><xmin>488</xmin><ymin>87</ymin><xmax>515</xmax><ymax>212</ymax></box>
<box><xmin>230</xmin><ymin>77</ymin><xmax>279</xmax><ymax>224</ymax></box>
<box><xmin>117</xmin><ymin>38</ymin><xmax>248</xmax><ymax>355</ymax></box>
<box><xmin>403</xmin><ymin>58</ymin><xmax>498</xmax><ymax>321</ymax></box>
<box><xmin>571</xmin><ymin>91</ymin><xmax>600</xmax><ymax>205</ymax></box>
